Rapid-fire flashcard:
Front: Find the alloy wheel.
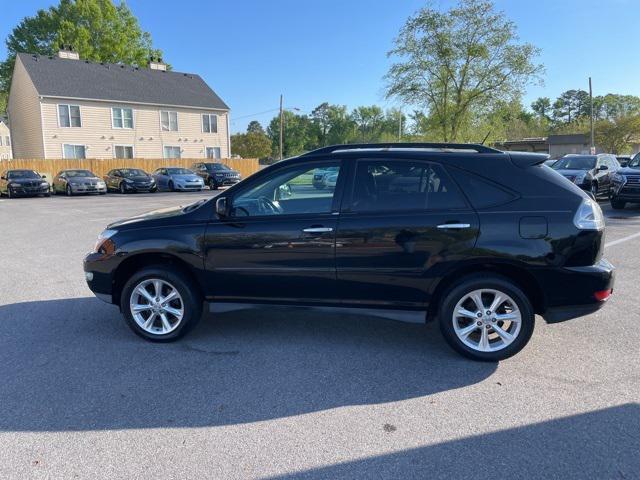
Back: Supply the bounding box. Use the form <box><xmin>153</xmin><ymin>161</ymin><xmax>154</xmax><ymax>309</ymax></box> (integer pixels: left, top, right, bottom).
<box><xmin>129</xmin><ymin>278</ymin><xmax>184</xmax><ymax>335</ymax></box>
<box><xmin>452</xmin><ymin>288</ymin><xmax>522</xmax><ymax>353</ymax></box>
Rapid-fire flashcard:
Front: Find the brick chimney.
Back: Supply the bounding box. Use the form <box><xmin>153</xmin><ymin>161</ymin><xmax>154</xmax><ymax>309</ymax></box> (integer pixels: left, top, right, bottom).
<box><xmin>58</xmin><ymin>45</ymin><xmax>79</xmax><ymax>60</ymax></box>
<box><xmin>149</xmin><ymin>56</ymin><xmax>167</xmax><ymax>71</ymax></box>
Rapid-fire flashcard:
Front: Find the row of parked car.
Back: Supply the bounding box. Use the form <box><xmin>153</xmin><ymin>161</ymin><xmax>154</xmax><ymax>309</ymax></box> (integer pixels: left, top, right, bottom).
<box><xmin>0</xmin><ymin>162</ymin><xmax>241</xmax><ymax>198</ymax></box>
<box><xmin>545</xmin><ymin>153</ymin><xmax>640</xmax><ymax>209</ymax></box>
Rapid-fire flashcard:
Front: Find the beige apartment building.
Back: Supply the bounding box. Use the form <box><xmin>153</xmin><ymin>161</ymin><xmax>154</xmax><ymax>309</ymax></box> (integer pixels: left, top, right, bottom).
<box><xmin>7</xmin><ymin>51</ymin><xmax>230</xmax><ymax>160</ymax></box>
<box><xmin>0</xmin><ymin>116</ymin><xmax>11</xmax><ymax>160</ymax></box>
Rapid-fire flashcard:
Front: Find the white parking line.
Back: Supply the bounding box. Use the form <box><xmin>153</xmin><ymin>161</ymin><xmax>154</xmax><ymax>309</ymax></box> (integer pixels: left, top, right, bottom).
<box><xmin>605</xmin><ymin>231</ymin><xmax>640</xmax><ymax>248</ymax></box>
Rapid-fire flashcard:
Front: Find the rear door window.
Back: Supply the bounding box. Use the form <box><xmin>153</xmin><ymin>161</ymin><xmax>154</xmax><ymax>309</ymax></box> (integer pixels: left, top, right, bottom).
<box><xmin>349</xmin><ymin>160</ymin><xmax>467</xmax><ymax>212</ymax></box>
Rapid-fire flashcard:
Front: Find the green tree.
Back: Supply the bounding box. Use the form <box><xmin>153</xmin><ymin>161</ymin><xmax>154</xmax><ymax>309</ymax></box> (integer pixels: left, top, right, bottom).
<box><xmin>0</xmin><ymin>0</ymin><xmax>163</xmax><ymax>112</ymax></box>
<box><xmin>385</xmin><ymin>0</ymin><xmax>542</xmax><ymax>142</ymax></box>
<box><xmin>552</xmin><ymin>90</ymin><xmax>590</xmax><ymax>124</ymax></box>
<box><xmin>531</xmin><ymin>97</ymin><xmax>551</xmax><ymax>120</ymax></box>
<box><xmin>594</xmin><ymin>115</ymin><xmax>640</xmax><ymax>154</ymax></box>
<box><xmin>246</xmin><ymin>120</ymin><xmax>265</xmax><ymax>134</ymax></box>
<box><xmin>231</xmin><ymin>131</ymin><xmax>272</xmax><ymax>159</ymax></box>
<box><xmin>267</xmin><ymin>111</ymin><xmax>314</xmax><ymax>158</ymax></box>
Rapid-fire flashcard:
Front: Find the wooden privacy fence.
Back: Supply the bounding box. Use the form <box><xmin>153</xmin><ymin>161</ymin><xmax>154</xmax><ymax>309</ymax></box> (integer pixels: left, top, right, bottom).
<box><xmin>1</xmin><ymin>158</ymin><xmax>260</xmax><ymax>180</ymax></box>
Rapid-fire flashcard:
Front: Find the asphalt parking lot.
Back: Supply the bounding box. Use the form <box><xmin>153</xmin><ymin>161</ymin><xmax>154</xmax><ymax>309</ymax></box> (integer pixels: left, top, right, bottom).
<box><xmin>0</xmin><ymin>192</ymin><xmax>639</xmax><ymax>479</ymax></box>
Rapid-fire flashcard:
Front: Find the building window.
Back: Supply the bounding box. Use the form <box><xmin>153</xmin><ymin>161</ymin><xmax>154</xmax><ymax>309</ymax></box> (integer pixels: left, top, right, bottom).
<box><xmin>206</xmin><ymin>147</ymin><xmax>221</xmax><ymax>159</ymax></box>
<box><xmin>114</xmin><ymin>145</ymin><xmax>134</xmax><ymax>159</ymax></box>
<box><xmin>161</xmin><ymin>111</ymin><xmax>178</xmax><ymax>131</ymax></box>
<box><xmin>163</xmin><ymin>146</ymin><xmax>181</xmax><ymax>159</ymax></box>
<box><xmin>5</xmin><ymin>137</ymin><xmax>9</xmax><ymax>146</ymax></box>
<box><xmin>202</xmin><ymin>114</ymin><xmax>218</xmax><ymax>133</ymax></box>
<box><xmin>0</xmin><ymin>137</ymin><xmax>2</xmax><ymax>146</ymax></box>
<box><xmin>58</xmin><ymin>105</ymin><xmax>82</xmax><ymax>128</ymax></box>
<box><xmin>63</xmin><ymin>144</ymin><xmax>86</xmax><ymax>159</ymax></box>
<box><xmin>112</xmin><ymin>108</ymin><xmax>134</xmax><ymax>129</ymax></box>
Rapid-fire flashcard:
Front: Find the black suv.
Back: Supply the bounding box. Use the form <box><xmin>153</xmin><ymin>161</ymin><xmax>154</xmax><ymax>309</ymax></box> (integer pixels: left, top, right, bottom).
<box><xmin>551</xmin><ymin>154</ymin><xmax>620</xmax><ymax>199</ymax></box>
<box><xmin>191</xmin><ymin>162</ymin><xmax>241</xmax><ymax>190</ymax></box>
<box><xmin>610</xmin><ymin>152</ymin><xmax>640</xmax><ymax>209</ymax></box>
<box><xmin>85</xmin><ymin>143</ymin><xmax>614</xmax><ymax>361</ymax></box>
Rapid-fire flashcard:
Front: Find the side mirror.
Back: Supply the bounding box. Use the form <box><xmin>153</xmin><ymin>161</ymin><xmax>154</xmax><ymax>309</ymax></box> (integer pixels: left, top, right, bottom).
<box><xmin>275</xmin><ymin>183</ymin><xmax>292</xmax><ymax>200</ymax></box>
<box><xmin>599</xmin><ymin>165</ymin><xmax>608</xmax><ymax>171</ymax></box>
<box><xmin>41</xmin><ymin>174</ymin><xmax>47</xmax><ymax>179</ymax></box>
<box><xmin>0</xmin><ymin>176</ymin><xmax>6</xmax><ymax>180</ymax></box>
<box><xmin>216</xmin><ymin>197</ymin><xmax>229</xmax><ymax>217</ymax></box>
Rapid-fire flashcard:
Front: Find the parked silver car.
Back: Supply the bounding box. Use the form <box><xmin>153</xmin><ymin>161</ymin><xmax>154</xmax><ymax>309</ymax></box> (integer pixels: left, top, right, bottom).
<box><xmin>152</xmin><ymin>167</ymin><xmax>205</xmax><ymax>192</ymax></box>
<box><xmin>52</xmin><ymin>169</ymin><xmax>107</xmax><ymax>195</ymax></box>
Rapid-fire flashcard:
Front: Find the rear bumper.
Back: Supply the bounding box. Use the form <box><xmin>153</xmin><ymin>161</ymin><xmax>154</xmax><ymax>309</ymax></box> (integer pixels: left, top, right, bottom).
<box><xmin>540</xmin><ymin>258</ymin><xmax>615</xmax><ymax>323</ymax></box>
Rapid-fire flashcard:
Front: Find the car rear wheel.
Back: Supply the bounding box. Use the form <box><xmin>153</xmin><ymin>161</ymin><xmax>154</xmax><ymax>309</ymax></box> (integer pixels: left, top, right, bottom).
<box><xmin>120</xmin><ymin>266</ymin><xmax>202</xmax><ymax>342</ymax></box>
<box><xmin>611</xmin><ymin>198</ymin><xmax>626</xmax><ymax>210</ymax></box>
<box><xmin>439</xmin><ymin>275</ymin><xmax>535</xmax><ymax>361</ymax></box>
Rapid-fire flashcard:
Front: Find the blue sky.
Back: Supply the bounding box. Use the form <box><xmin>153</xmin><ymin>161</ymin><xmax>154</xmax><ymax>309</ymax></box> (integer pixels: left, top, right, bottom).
<box><xmin>2</xmin><ymin>0</ymin><xmax>639</xmax><ymax>132</ymax></box>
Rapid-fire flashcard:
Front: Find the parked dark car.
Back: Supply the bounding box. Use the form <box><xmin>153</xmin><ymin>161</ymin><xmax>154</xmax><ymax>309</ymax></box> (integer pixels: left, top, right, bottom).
<box><xmin>85</xmin><ymin>143</ymin><xmax>614</xmax><ymax>361</ymax></box>
<box><xmin>552</xmin><ymin>154</ymin><xmax>620</xmax><ymax>198</ymax></box>
<box><xmin>0</xmin><ymin>169</ymin><xmax>50</xmax><ymax>198</ymax></box>
<box><xmin>190</xmin><ymin>162</ymin><xmax>241</xmax><ymax>190</ymax></box>
<box><xmin>52</xmin><ymin>169</ymin><xmax>107</xmax><ymax>196</ymax></box>
<box><xmin>104</xmin><ymin>168</ymin><xmax>157</xmax><ymax>194</ymax></box>
<box><xmin>616</xmin><ymin>155</ymin><xmax>632</xmax><ymax>167</ymax></box>
<box><xmin>610</xmin><ymin>153</ymin><xmax>640</xmax><ymax>209</ymax></box>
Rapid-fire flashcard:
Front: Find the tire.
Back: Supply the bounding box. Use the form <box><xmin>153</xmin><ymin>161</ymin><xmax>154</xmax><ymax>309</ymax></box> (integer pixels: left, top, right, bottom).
<box><xmin>7</xmin><ymin>188</ymin><xmax>12</xmax><ymax>199</ymax></box>
<box><xmin>150</xmin><ymin>187</ymin><xmax>158</xmax><ymax>193</ymax></box>
<box><xmin>209</xmin><ymin>179</ymin><xmax>218</xmax><ymax>190</ymax></box>
<box><xmin>590</xmin><ymin>182</ymin><xmax>598</xmax><ymax>198</ymax></box>
<box><xmin>438</xmin><ymin>274</ymin><xmax>535</xmax><ymax>361</ymax></box>
<box><xmin>66</xmin><ymin>185</ymin><xmax>73</xmax><ymax>196</ymax></box>
<box><xmin>120</xmin><ymin>183</ymin><xmax>127</xmax><ymax>194</ymax></box>
<box><xmin>168</xmin><ymin>181</ymin><xmax>175</xmax><ymax>192</ymax></box>
<box><xmin>120</xmin><ymin>266</ymin><xmax>202</xmax><ymax>342</ymax></box>
<box><xmin>611</xmin><ymin>198</ymin><xmax>626</xmax><ymax>210</ymax></box>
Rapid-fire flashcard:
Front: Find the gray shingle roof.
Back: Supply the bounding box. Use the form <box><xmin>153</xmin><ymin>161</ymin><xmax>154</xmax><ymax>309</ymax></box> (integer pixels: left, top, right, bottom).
<box><xmin>17</xmin><ymin>52</ymin><xmax>229</xmax><ymax>111</ymax></box>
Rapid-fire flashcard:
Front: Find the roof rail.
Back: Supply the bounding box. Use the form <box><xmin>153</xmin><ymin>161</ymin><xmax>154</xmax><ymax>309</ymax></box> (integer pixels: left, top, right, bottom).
<box><xmin>301</xmin><ymin>142</ymin><xmax>502</xmax><ymax>156</ymax></box>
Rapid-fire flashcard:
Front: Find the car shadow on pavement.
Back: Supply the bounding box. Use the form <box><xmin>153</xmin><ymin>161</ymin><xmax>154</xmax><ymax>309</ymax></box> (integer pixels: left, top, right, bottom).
<box><xmin>264</xmin><ymin>404</ymin><xmax>640</xmax><ymax>480</ymax></box>
<box><xmin>0</xmin><ymin>297</ymin><xmax>496</xmax><ymax>432</ymax></box>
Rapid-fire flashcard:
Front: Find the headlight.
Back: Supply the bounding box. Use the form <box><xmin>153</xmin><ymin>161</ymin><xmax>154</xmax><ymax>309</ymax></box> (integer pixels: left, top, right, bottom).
<box><xmin>40</xmin><ymin>182</ymin><xmax>49</xmax><ymax>187</ymax></box>
<box><xmin>97</xmin><ymin>181</ymin><xmax>106</xmax><ymax>187</ymax></box>
<box><xmin>612</xmin><ymin>173</ymin><xmax>626</xmax><ymax>183</ymax></box>
<box><xmin>124</xmin><ymin>178</ymin><xmax>133</xmax><ymax>183</ymax></box>
<box><xmin>69</xmin><ymin>181</ymin><xmax>79</xmax><ymax>186</ymax></box>
<box><xmin>9</xmin><ymin>182</ymin><xmax>20</xmax><ymax>187</ymax></box>
<box><xmin>573</xmin><ymin>198</ymin><xmax>604</xmax><ymax>231</ymax></box>
<box><xmin>573</xmin><ymin>173</ymin><xmax>587</xmax><ymax>184</ymax></box>
<box><xmin>94</xmin><ymin>229</ymin><xmax>118</xmax><ymax>253</ymax></box>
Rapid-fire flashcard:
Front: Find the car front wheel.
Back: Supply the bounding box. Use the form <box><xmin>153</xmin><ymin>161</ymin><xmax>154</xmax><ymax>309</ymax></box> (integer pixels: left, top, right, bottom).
<box><xmin>120</xmin><ymin>266</ymin><xmax>202</xmax><ymax>342</ymax></box>
<box><xmin>209</xmin><ymin>179</ymin><xmax>218</xmax><ymax>190</ymax></box>
<box><xmin>439</xmin><ymin>275</ymin><xmax>535</xmax><ymax>361</ymax></box>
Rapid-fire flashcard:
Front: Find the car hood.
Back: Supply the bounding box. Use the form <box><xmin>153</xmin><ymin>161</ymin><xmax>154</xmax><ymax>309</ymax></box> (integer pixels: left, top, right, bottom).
<box><xmin>170</xmin><ymin>174</ymin><xmax>203</xmax><ymax>181</ymax></box>
<box><xmin>108</xmin><ymin>205</ymin><xmax>190</xmax><ymax>229</ymax></box>
<box><xmin>123</xmin><ymin>176</ymin><xmax>153</xmax><ymax>182</ymax></box>
<box><xmin>67</xmin><ymin>176</ymin><xmax>102</xmax><ymax>182</ymax></box>
<box><xmin>9</xmin><ymin>177</ymin><xmax>46</xmax><ymax>184</ymax></box>
<box><xmin>554</xmin><ymin>169</ymin><xmax>593</xmax><ymax>177</ymax></box>
<box><xmin>617</xmin><ymin>167</ymin><xmax>640</xmax><ymax>175</ymax></box>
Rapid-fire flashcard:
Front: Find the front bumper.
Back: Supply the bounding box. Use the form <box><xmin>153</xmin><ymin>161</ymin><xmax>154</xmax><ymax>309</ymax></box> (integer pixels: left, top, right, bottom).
<box><xmin>9</xmin><ymin>185</ymin><xmax>49</xmax><ymax>196</ymax></box>
<box><xmin>123</xmin><ymin>183</ymin><xmax>156</xmax><ymax>192</ymax></box>
<box><xmin>176</xmin><ymin>183</ymin><xmax>205</xmax><ymax>191</ymax></box>
<box><xmin>612</xmin><ymin>185</ymin><xmax>640</xmax><ymax>202</ymax></box>
<box><xmin>70</xmin><ymin>184</ymin><xmax>107</xmax><ymax>194</ymax></box>
<box><xmin>84</xmin><ymin>252</ymin><xmax>116</xmax><ymax>304</ymax></box>
<box><xmin>540</xmin><ymin>258</ymin><xmax>615</xmax><ymax>323</ymax></box>
<box><xmin>213</xmin><ymin>177</ymin><xmax>241</xmax><ymax>186</ymax></box>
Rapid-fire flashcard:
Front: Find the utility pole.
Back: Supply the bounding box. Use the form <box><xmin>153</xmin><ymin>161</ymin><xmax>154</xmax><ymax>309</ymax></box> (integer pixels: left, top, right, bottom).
<box><xmin>589</xmin><ymin>77</ymin><xmax>595</xmax><ymax>154</ymax></box>
<box><xmin>279</xmin><ymin>94</ymin><xmax>284</xmax><ymax>160</ymax></box>
<box><xmin>398</xmin><ymin>110</ymin><xmax>402</xmax><ymax>142</ymax></box>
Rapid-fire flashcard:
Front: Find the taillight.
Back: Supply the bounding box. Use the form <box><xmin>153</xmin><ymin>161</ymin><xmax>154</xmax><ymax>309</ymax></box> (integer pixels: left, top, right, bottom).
<box><xmin>573</xmin><ymin>198</ymin><xmax>605</xmax><ymax>231</ymax></box>
<box><xmin>594</xmin><ymin>289</ymin><xmax>612</xmax><ymax>301</ymax></box>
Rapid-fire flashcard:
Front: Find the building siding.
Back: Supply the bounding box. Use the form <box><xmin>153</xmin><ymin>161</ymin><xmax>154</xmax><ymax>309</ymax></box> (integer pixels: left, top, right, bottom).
<box><xmin>40</xmin><ymin>99</ymin><xmax>229</xmax><ymax>159</ymax></box>
<box><xmin>0</xmin><ymin>122</ymin><xmax>12</xmax><ymax>160</ymax></box>
<box><xmin>7</xmin><ymin>56</ymin><xmax>45</xmax><ymax>159</ymax></box>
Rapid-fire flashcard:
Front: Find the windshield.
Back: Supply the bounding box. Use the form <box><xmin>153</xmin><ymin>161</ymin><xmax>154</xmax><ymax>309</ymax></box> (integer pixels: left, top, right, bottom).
<box><xmin>167</xmin><ymin>168</ymin><xmax>193</xmax><ymax>175</ymax></box>
<box><xmin>552</xmin><ymin>156</ymin><xmax>596</xmax><ymax>170</ymax></box>
<box><xmin>121</xmin><ymin>169</ymin><xmax>147</xmax><ymax>177</ymax></box>
<box><xmin>629</xmin><ymin>154</ymin><xmax>640</xmax><ymax>169</ymax></box>
<box><xmin>208</xmin><ymin>163</ymin><xmax>231</xmax><ymax>171</ymax></box>
<box><xmin>8</xmin><ymin>170</ymin><xmax>40</xmax><ymax>179</ymax></box>
<box><xmin>65</xmin><ymin>170</ymin><xmax>95</xmax><ymax>178</ymax></box>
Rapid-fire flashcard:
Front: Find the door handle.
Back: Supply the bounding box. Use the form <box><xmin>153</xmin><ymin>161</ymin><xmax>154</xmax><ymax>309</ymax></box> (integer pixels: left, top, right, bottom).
<box><xmin>302</xmin><ymin>227</ymin><xmax>334</xmax><ymax>233</ymax></box>
<box><xmin>437</xmin><ymin>223</ymin><xmax>471</xmax><ymax>229</ymax></box>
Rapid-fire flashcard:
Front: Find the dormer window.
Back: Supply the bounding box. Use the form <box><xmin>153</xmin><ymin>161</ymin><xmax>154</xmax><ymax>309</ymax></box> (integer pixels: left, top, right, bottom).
<box><xmin>58</xmin><ymin>105</ymin><xmax>82</xmax><ymax>127</ymax></box>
